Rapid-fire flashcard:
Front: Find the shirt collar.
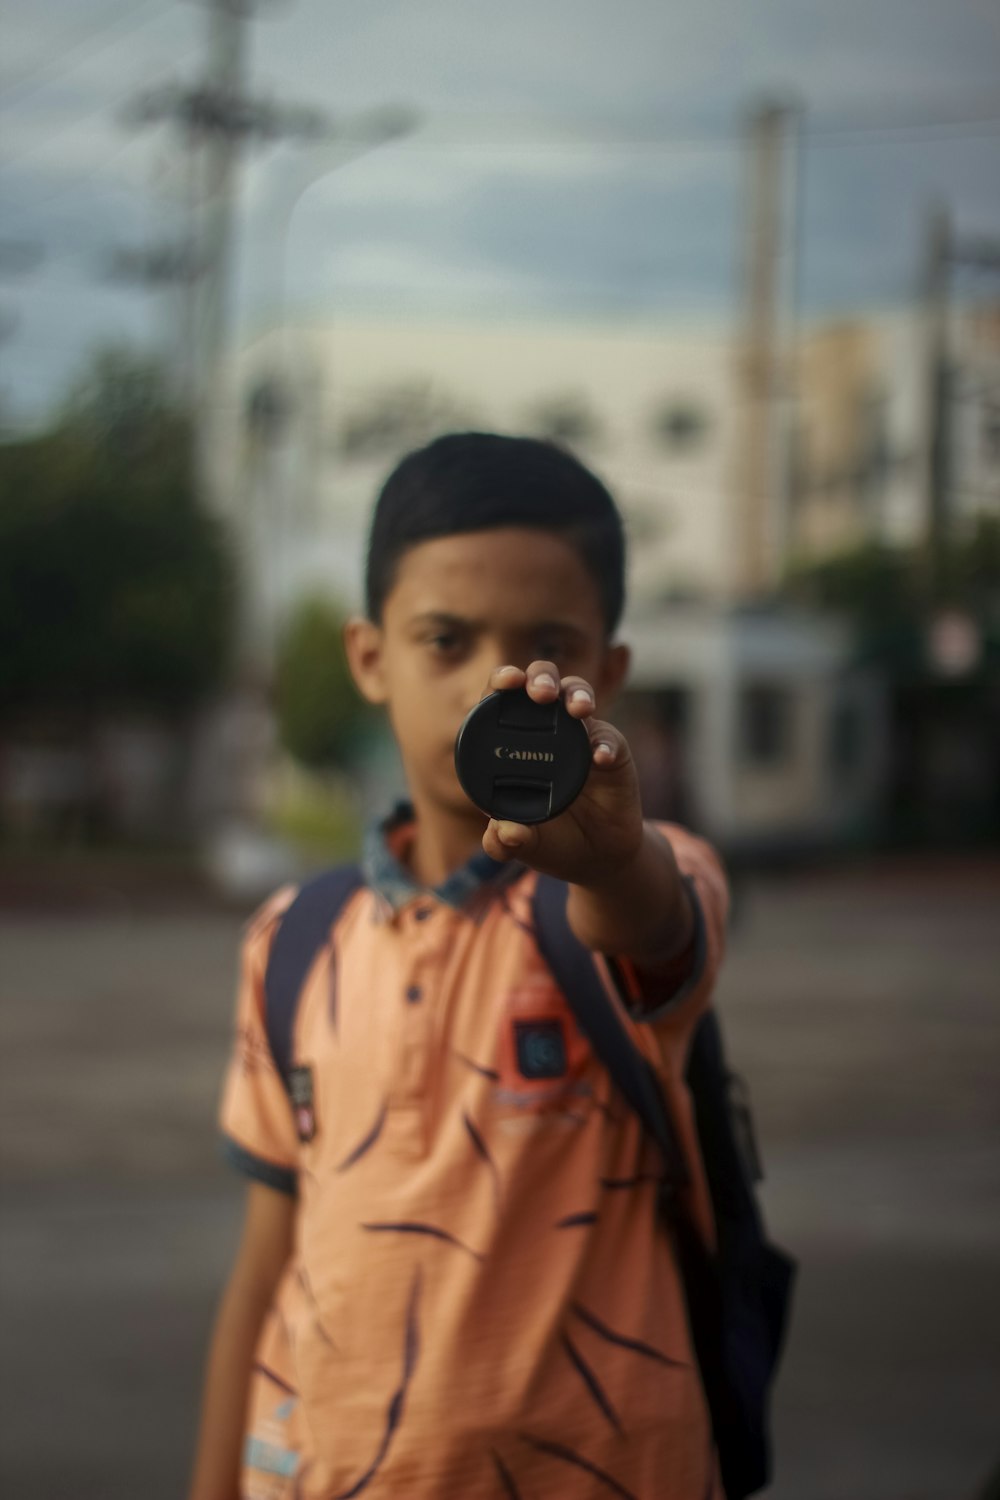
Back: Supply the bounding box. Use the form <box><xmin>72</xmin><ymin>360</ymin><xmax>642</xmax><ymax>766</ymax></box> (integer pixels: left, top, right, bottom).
<box><xmin>362</xmin><ymin>801</ymin><xmax>524</xmax><ymax>915</ymax></box>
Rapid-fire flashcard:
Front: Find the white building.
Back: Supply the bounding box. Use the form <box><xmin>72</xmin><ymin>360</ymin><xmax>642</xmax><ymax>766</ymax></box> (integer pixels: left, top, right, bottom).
<box><xmin>620</xmin><ymin>604</ymin><xmax>888</xmax><ymax>854</ymax></box>
<box><xmin>227</xmin><ymin>302</ymin><xmax>999</xmax><ymax>647</ymax></box>
<box><xmin>229</xmin><ymin>313</ymin><xmax>741</xmax><ymax>639</ymax></box>
<box><xmin>220</xmin><ymin>304</ymin><xmax>997</xmax><ymax>851</ymax></box>
<box><xmin>789</xmin><ymin>304</ymin><xmax>1000</xmax><ymax>561</ymax></box>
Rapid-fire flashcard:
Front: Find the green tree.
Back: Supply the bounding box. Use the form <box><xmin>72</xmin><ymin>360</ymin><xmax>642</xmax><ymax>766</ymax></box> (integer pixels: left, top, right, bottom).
<box><xmin>275</xmin><ymin>597</ymin><xmax>372</xmax><ymax>769</ymax></box>
<box><xmin>785</xmin><ymin>518</ymin><xmax>1000</xmax><ymax>624</ymax></box>
<box><xmin>0</xmin><ymin>347</ymin><xmax>235</xmax><ymax>724</ymax></box>
<box><xmin>57</xmin><ymin>347</ymin><xmax>193</xmax><ymax>479</ymax></box>
<box><xmin>784</xmin><ymin>518</ymin><xmax>1000</xmax><ymax>681</ymax></box>
<box><xmin>784</xmin><ymin>539</ymin><xmax>917</xmax><ymax>625</ymax></box>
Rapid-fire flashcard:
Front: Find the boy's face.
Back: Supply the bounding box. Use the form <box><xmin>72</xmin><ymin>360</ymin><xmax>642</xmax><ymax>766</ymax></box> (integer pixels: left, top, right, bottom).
<box><xmin>346</xmin><ymin>527</ymin><xmax>629</xmax><ymax>823</ymax></box>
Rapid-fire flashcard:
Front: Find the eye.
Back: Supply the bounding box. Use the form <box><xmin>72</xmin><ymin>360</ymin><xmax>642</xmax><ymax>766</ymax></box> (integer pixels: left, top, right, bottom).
<box><xmin>535</xmin><ymin>635</ymin><xmax>571</xmax><ymax>666</ymax></box>
<box><xmin>426</xmin><ymin>629</ymin><xmax>467</xmax><ymax>660</ymax></box>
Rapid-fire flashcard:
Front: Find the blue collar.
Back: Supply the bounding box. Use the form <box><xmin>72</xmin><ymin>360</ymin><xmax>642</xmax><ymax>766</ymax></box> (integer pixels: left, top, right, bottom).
<box><xmin>362</xmin><ymin>801</ymin><xmax>523</xmax><ymax>914</ymax></box>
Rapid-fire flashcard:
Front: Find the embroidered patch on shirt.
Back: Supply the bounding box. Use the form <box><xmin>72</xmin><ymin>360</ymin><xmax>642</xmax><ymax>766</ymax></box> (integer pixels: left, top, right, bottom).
<box><xmin>513</xmin><ymin>1019</ymin><xmax>567</xmax><ymax>1080</ymax></box>
<box><xmin>289</xmin><ymin>1065</ymin><xmax>316</xmax><ymax>1142</ymax></box>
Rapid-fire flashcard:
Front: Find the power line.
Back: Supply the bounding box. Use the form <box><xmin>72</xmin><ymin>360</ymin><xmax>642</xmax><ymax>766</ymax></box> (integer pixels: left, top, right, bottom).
<box><xmin>0</xmin><ymin>135</ymin><xmax>154</xmax><ymax>227</ymax></box>
<box><xmin>805</xmin><ymin>115</ymin><xmax>1000</xmax><ymax>147</ymax></box>
<box><xmin>0</xmin><ymin>51</ymin><xmax>200</xmax><ymax>180</ymax></box>
<box><xmin>0</xmin><ymin>0</ymin><xmax>169</xmax><ymax>110</ymax></box>
<box><xmin>4</xmin><ymin>89</ymin><xmax>1000</xmax><ymax>181</ymax></box>
<box><xmin>401</xmin><ymin>110</ymin><xmax>1000</xmax><ymax>154</ymax></box>
<box><xmin>7</xmin><ymin>112</ymin><xmax>1000</xmax><ymax>249</ymax></box>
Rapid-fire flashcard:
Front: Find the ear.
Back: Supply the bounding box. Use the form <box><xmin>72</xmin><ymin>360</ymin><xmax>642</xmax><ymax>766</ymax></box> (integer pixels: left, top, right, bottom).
<box><xmin>596</xmin><ymin>641</ymin><xmax>631</xmax><ymax>711</ymax></box>
<box><xmin>343</xmin><ymin>616</ymin><xmax>388</xmax><ymax>705</ymax></box>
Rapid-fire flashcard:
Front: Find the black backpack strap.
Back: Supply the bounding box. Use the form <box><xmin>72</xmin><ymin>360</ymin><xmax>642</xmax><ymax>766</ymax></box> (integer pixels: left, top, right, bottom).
<box><xmin>531</xmin><ymin>871</ymin><xmax>795</xmax><ymax>1500</ymax></box>
<box><xmin>687</xmin><ymin>1010</ymin><xmax>764</xmax><ymax>1234</ymax></box>
<box><xmin>531</xmin><ymin>873</ymin><xmax>689</xmax><ymax>1196</ymax></box>
<box><xmin>264</xmin><ymin>864</ymin><xmax>364</xmax><ymax>1083</ymax></box>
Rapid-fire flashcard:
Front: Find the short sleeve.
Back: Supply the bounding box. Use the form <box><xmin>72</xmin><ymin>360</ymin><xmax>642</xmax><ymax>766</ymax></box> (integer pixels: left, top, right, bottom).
<box><xmin>616</xmin><ymin>822</ymin><xmax>730</xmax><ymax>1026</ymax></box>
<box><xmin>218</xmin><ymin>885</ymin><xmax>301</xmax><ymax>1195</ymax></box>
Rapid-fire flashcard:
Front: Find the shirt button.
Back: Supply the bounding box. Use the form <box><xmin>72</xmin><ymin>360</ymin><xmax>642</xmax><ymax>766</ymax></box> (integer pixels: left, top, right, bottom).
<box><xmin>405</xmin><ymin>984</ymin><xmax>422</xmax><ymax>1004</ymax></box>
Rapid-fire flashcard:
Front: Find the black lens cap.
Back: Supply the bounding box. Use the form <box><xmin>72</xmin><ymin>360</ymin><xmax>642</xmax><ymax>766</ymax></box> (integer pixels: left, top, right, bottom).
<box><xmin>454</xmin><ymin>686</ymin><xmax>592</xmax><ymax>824</ymax></box>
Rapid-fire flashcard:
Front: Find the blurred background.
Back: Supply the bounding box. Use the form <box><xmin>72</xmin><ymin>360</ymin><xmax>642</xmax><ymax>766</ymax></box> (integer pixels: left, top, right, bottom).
<box><xmin>1</xmin><ymin>2</ymin><xmax>998</xmax><ymax>1496</ymax></box>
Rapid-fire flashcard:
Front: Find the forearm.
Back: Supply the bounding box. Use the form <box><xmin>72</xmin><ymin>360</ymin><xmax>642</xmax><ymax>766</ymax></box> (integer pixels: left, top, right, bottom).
<box><xmin>566</xmin><ymin>822</ymin><xmax>694</xmax><ymax>972</ymax></box>
<box><xmin>186</xmin><ymin>1270</ymin><xmax>273</xmax><ymax>1500</ymax></box>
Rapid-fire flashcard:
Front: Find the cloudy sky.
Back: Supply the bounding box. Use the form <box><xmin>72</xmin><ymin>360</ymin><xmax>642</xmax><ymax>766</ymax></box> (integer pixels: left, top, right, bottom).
<box><xmin>2</xmin><ymin>0</ymin><xmax>999</xmax><ymax>425</ymax></box>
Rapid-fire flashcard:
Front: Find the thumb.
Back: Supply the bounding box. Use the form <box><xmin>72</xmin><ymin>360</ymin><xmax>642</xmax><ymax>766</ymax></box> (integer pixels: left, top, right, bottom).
<box><xmin>483</xmin><ymin>818</ymin><xmax>539</xmax><ymax>862</ymax></box>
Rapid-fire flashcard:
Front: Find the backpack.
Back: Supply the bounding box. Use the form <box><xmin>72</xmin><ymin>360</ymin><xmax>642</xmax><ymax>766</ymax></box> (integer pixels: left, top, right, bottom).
<box><xmin>263</xmin><ymin>864</ymin><xmax>796</xmax><ymax>1500</ymax></box>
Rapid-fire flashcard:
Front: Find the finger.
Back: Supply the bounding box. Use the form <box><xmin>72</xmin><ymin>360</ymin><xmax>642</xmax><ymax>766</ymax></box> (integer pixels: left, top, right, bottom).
<box><xmin>524</xmin><ymin>661</ymin><xmax>560</xmax><ymax>700</ymax></box>
<box><xmin>559</xmin><ymin>675</ymin><xmax>596</xmax><ymax>717</ymax></box>
<box><xmin>585</xmin><ymin>718</ymin><xmax>629</xmax><ymax>770</ymax></box>
<box><xmin>482</xmin><ymin>818</ymin><xmax>539</xmax><ymax>862</ymax></box>
<box><xmin>485</xmin><ymin>663</ymin><xmax>525</xmax><ymax>696</ymax></box>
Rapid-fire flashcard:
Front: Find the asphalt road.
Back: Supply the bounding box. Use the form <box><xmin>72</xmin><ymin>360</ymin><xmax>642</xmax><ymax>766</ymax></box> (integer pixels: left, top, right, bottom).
<box><xmin>1</xmin><ymin>857</ymin><xmax>998</xmax><ymax>1499</ymax></box>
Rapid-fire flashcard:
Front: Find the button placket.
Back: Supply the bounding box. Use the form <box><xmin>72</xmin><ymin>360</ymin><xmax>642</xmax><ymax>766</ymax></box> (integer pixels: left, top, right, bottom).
<box><xmin>395</xmin><ymin>905</ymin><xmax>451</xmax><ymax>1105</ymax></box>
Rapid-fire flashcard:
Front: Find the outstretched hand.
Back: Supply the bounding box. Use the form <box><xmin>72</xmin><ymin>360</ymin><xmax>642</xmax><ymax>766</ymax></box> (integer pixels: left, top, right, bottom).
<box><xmin>480</xmin><ymin>661</ymin><xmax>645</xmax><ymax>891</ymax></box>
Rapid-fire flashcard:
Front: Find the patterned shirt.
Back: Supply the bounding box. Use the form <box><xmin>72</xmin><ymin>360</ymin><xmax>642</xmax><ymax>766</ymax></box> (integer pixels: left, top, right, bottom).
<box><xmin>220</xmin><ymin>809</ymin><xmax>729</xmax><ymax>1499</ymax></box>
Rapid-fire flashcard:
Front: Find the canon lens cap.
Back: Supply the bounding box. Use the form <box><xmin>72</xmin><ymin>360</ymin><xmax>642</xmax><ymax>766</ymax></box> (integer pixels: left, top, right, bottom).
<box><xmin>454</xmin><ymin>686</ymin><xmax>592</xmax><ymax>824</ymax></box>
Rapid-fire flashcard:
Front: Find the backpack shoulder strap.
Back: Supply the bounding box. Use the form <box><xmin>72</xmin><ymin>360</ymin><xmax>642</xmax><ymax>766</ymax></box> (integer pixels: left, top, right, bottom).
<box><xmin>687</xmin><ymin>1007</ymin><xmax>765</xmax><ymax>1232</ymax></box>
<box><xmin>531</xmin><ymin>872</ymin><xmax>688</xmax><ymax>1194</ymax></box>
<box><xmin>532</xmin><ymin>873</ymin><xmax>796</xmax><ymax>1500</ymax></box>
<box><xmin>264</xmin><ymin>863</ymin><xmax>364</xmax><ymax>1084</ymax></box>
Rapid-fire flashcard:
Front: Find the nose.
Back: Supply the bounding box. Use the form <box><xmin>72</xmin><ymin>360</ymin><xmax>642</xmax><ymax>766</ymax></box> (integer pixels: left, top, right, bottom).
<box><xmin>461</xmin><ymin>672</ymin><xmax>492</xmax><ymax>720</ymax></box>
<box><xmin>461</xmin><ymin>639</ymin><xmax>519</xmax><ymax>717</ymax></box>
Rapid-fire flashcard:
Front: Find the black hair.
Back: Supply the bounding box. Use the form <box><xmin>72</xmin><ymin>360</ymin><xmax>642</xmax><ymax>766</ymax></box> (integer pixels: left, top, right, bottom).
<box><xmin>365</xmin><ymin>432</ymin><xmax>626</xmax><ymax>634</ymax></box>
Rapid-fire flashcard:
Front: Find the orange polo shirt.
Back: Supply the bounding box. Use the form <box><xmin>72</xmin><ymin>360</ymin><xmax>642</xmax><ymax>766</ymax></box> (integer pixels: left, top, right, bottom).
<box><xmin>220</xmin><ymin>812</ymin><xmax>728</xmax><ymax>1500</ymax></box>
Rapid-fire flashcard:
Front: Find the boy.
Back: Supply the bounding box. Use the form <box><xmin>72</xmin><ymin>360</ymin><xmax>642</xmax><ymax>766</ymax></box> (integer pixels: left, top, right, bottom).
<box><xmin>188</xmin><ymin>432</ymin><xmax>729</xmax><ymax>1500</ymax></box>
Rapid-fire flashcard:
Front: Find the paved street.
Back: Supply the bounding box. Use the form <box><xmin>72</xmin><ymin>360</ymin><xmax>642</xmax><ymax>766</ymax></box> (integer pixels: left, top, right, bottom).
<box><xmin>1</xmin><ymin>858</ymin><xmax>998</xmax><ymax>1498</ymax></box>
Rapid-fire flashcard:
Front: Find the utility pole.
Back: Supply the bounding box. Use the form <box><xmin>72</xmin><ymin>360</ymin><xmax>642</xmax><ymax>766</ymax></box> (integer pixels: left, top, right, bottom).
<box><xmin>119</xmin><ymin>0</ymin><xmax>330</xmax><ymax>518</ymax></box>
<box><xmin>923</xmin><ymin>204</ymin><xmax>952</xmax><ymax>600</ymax></box>
<box><xmin>195</xmin><ymin>0</ymin><xmax>248</xmax><ymax>499</ymax></box>
<box><xmin>922</xmin><ymin>209</ymin><xmax>1000</xmax><ymax>597</ymax></box>
<box><xmin>112</xmin><ymin>3</ymin><xmax>417</xmax><ymax>688</ymax></box>
<box><xmin>115</xmin><ymin>2</ymin><xmax>416</xmax><ymax>534</ymax></box>
<box><xmin>732</xmin><ymin>100</ymin><xmax>799</xmax><ymax>600</ymax></box>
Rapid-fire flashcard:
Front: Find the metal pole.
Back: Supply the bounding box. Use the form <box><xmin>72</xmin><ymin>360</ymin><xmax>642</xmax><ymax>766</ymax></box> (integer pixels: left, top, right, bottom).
<box><xmin>923</xmin><ymin>205</ymin><xmax>951</xmax><ymax>601</ymax></box>
<box><xmin>733</xmin><ymin>101</ymin><xmax>793</xmax><ymax>600</ymax></box>
<box><xmin>193</xmin><ymin>0</ymin><xmax>249</xmax><ymax>518</ymax></box>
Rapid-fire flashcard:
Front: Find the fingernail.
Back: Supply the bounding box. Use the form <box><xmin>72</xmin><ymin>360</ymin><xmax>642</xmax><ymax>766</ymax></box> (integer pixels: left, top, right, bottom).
<box><xmin>533</xmin><ymin>673</ymin><xmax>558</xmax><ymax>692</ymax></box>
<box><xmin>594</xmin><ymin>742</ymin><xmax>615</xmax><ymax>758</ymax></box>
<box><xmin>570</xmin><ymin>689</ymin><xmax>593</xmax><ymax>708</ymax></box>
<box><xmin>496</xmin><ymin>822</ymin><xmax>526</xmax><ymax>847</ymax></box>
